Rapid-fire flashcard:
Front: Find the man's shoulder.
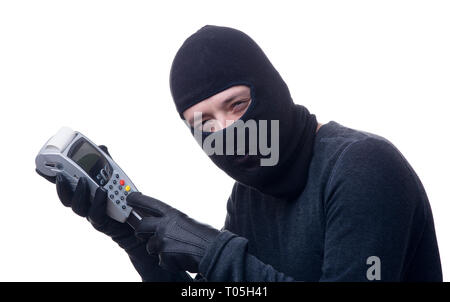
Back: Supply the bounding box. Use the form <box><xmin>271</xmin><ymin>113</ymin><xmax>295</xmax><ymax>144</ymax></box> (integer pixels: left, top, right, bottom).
<box><xmin>312</xmin><ymin>121</ymin><xmax>406</xmax><ymax>172</ymax></box>
<box><xmin>314</xmin><ymin>121</ymin><xmax>394</xmax><ymax>158</ymax></box>
<box><xmin>309</xmin><ymin>121</ymin><xmax>423</xmax><ymax>197</ymax></box>
<box><xmin>316</xmin><ymin>121</ymin><xmax>426</xmax><ymax>206</ymax></box>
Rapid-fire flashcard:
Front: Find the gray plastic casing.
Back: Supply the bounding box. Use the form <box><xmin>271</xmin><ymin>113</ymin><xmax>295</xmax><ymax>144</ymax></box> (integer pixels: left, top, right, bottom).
<box><xmin>35</xmin><ymin>128</ymin><xmax>138</xmax><ymax>223</ymax></box>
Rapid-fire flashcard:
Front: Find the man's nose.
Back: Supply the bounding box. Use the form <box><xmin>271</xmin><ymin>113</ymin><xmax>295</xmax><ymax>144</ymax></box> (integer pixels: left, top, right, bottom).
<box><xmin>215</xmin><ymin>114</ymin><xmax>236</xmax><ymax>132</ymax></box>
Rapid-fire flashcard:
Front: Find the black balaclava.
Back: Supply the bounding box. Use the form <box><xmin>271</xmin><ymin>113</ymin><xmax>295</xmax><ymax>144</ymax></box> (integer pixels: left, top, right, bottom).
<box><xmin>170</xmin><ymin>25</ymin><xmax>318</xmax><ymax>200</ymax></box>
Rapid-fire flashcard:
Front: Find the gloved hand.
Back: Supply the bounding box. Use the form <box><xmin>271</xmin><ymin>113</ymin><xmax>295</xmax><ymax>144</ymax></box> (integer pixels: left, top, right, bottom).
<box><xmin>127</xmin><ymin>192</ymin><xmax>221</xmax><ymax>274</ymax></box>
<box><xmin>36</xmin><ymin>145</ymin><xmax>191</xmax><ymax>282</ymax></box>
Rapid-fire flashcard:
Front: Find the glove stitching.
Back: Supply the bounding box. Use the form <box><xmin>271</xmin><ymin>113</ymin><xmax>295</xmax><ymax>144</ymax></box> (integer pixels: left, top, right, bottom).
<box><xmin>165</xmin><ymin>233</ymin><xmax>208</xmax><ymax>250</ymax></box>
<box><xmin>160</xmin><ymin>250</ymin><xmax>205</xmax><ymax>257</ymax></box>
<box><xmin>175</xmin><ymin>221</ymin><xmax>215</xmax><ymax>243</ymax></box>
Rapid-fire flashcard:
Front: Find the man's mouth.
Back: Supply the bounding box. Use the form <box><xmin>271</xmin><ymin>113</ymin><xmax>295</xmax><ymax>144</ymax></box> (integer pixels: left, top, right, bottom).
<box><xmin>235</xmin><ymin>153</ymin><xmax>249</xmax><ymax>162</ymax></box>
<box><xmin>233</xmin><ymin>152</ymin><xmax>259</xmax><ymax>170</ymax></box>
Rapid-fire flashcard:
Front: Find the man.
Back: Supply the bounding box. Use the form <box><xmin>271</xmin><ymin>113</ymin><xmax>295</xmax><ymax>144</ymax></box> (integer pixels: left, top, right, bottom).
<box><xmin>38</xmin><ymin>25</ymin><xmax>442</xmax><ymax>281</ymax></box>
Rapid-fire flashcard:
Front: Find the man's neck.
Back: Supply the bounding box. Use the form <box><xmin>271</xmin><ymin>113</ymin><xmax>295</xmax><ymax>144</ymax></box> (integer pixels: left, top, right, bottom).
<box><xmin>316</xmin><ymin>123</ymin><xmax>322</xmax><ymax>133</ymax></box>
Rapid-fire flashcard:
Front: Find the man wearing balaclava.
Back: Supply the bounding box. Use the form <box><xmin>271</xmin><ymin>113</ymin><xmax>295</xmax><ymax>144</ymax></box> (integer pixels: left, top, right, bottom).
<box><xmin>126</xmin><ymin>25</ymin><xmax>443</xmax><ymax>281</ymax></box>
<box><xmin>40</xmin><ymin>25</ymin><xmax>442</xmax><ymax>281</ymax></box>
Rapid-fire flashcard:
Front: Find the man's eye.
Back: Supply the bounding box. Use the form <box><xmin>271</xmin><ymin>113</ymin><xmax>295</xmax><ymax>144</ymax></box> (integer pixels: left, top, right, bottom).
<box><xmin>231</xmin><ymin>99</ymin><xmax>250</xmax><ymax>112</ymax></box>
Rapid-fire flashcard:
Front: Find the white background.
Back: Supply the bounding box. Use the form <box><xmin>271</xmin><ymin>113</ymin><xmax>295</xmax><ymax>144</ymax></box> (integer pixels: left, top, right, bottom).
<box><xmin>0</xmin><ymin>0</ymin><xmax>449</xmax><ymax>281</ymax></box>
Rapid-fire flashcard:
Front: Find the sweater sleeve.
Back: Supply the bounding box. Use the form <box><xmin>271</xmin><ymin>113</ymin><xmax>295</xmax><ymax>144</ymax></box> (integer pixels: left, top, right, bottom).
<box><xmin>198</xmin><ymin>230</ymin><xmax>296</xmax><ymax>281</ymax></box>
<box><xmin>197</xmin><ymin>189</ymin><xmax>296</xmax><ymax>281</ymax></box>
<box><xmin>198</xmin><ymin>137</ymin><xmax>431</xmax><ymax>282</ymax></box>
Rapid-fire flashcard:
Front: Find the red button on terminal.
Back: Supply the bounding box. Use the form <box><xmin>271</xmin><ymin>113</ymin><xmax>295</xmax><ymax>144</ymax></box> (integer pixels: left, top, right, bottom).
<box><xmin>119</xmin><ymin>179</ymin><xmax>125</xmax><ymax>186</ymax></box>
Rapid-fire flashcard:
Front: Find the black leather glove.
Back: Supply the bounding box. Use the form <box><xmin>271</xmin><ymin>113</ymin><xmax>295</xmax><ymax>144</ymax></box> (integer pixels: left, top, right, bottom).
<box><xmin>127</xmin><ymin>192</ymin><xmax>221</xmax><ymax>274</ymax></box>
<box><xmin>36</xmin><ymin>145</ymin><xmax>191</xmax><ymax>282</ymax></box>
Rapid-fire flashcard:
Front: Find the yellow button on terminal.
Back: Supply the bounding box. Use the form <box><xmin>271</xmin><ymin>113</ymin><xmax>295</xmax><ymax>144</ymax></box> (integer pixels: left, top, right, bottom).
<box><xmin>125</xmin><ymin>185</ymin><xmax>130</xmax><ymax>192</ymax></box>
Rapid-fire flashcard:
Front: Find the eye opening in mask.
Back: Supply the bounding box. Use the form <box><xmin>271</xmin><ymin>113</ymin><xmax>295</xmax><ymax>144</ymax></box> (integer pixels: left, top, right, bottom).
<box><xmin>187</xmin><ymin>82</ymin><xmax>257</xmax><ymax>134</ymax></box>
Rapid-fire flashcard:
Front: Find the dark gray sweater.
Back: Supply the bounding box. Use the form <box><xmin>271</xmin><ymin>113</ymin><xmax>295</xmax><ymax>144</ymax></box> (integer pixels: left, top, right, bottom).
<box><xmin>196</xmin><ymin>121</ymin><xmax>442</xmax><ymax>281</ymax></box>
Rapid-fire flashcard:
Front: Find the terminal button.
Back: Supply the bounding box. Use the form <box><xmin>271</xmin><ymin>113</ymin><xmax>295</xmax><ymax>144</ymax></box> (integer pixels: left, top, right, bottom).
<box><xmin>120</xmin><ymin>180</ymin><xmax>125</xmax><ymax>186</ymax></box>
<box><xmin>125</xmin><ymin>185</ymin><xmax>130</xmax><ymax>192</ymax></box>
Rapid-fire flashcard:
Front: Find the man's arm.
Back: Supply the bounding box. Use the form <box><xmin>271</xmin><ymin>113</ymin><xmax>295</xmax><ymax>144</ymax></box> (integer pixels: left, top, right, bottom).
<box><xmin>36</xmin><ymin>146</ymin><xmax>194</xmax><ymax>282</ymax></box>
<box><xmin>198</xmin><ymin>138</ymin><xmax>436</xmax><ymax>281</ymax></box>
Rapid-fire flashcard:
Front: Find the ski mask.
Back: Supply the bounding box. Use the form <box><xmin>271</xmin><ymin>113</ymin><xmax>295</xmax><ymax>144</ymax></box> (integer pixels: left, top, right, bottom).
<box><xmin>170</xmin><ymin>25</ymin><xmax>318</xmax><ymax>200</ymax></box>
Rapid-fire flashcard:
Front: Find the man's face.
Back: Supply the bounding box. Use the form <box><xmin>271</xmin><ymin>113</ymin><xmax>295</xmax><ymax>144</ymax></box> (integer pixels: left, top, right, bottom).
<box><xmin>183</xmin><ymin>85</ymin><xmax>252</xmax><ymax>132</ymax></box>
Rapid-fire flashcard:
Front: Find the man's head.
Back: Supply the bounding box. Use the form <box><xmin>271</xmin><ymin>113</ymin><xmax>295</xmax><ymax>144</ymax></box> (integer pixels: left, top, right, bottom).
<box><xmin>169</xmin><ymin>25</ymin><xmax>318</xmax><ymax>200</ymax></box>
